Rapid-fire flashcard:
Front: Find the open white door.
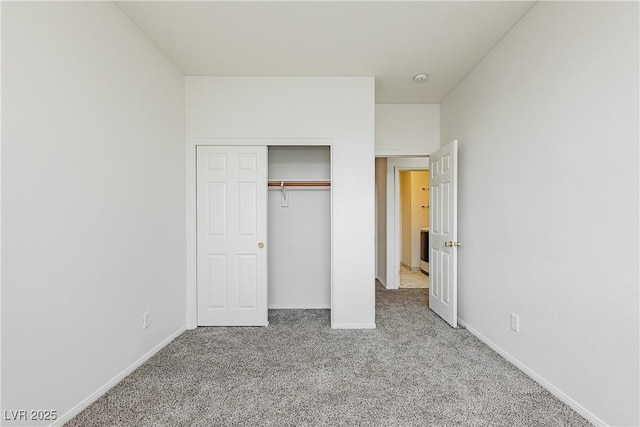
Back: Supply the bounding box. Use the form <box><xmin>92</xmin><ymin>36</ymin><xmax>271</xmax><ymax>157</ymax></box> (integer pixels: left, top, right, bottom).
<box><xmin>196</xmin><ymin>145</ymin><xmax>268</xmax><ymax>326</ymax></box>
<box><xmin>429</xmin><ymin>140</ymin><xmax>459</xmax><ymax>327</ymax></box>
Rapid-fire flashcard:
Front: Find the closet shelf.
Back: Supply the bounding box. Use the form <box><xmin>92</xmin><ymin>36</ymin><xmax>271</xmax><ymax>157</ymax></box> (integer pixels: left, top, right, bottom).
<box><xmin>268</xmin><ymin>180</ymin><xmax>331</xmax><ymax>187</ymax></box>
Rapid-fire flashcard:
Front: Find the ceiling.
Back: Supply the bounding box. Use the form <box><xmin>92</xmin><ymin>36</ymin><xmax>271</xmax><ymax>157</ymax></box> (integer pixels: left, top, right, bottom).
<box><xmin>116</xmin><ymin>1</ymin><xmax>536</xmax><ymax>104</ymax></box>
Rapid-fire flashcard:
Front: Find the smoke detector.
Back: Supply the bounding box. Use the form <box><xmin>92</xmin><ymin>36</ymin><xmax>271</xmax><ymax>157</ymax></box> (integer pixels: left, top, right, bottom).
<box><xmin>413</xmin><ymin>73</ymin><xmax>429</xmax><ymax>83</ymax></box>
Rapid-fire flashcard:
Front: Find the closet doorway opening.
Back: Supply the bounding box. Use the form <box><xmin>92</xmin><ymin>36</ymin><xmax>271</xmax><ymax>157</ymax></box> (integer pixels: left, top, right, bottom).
<box><xmin>192</xmin><ymin>143</ymin><xmax>332</xmax><ymax>327</ymax></box>
<box><xmin>267</xmin><ymin>146</ymin><xmax>332</xmax><ymax>310</ymax></box>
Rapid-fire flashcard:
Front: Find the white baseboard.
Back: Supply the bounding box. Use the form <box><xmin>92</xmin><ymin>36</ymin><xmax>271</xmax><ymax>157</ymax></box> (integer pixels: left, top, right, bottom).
<box><xmin>332</xmin><ymin>322</ymin><xmax>376</xmax><ymax>329</ymax></box>
<box><xmin>53</xmin><ymin>326</ymin><xmax>187</xmax><ymax>427</ymax></box>
<box><xmin>379</xmin><ymin>277</ymin><xmax>397</xmax><ymax>290</ymax></box>
<box><xmin>268</xmin><ymin>305</ymin><xmax>331</xmax><ymax>309</ymax></box>
<box><xmin>457</xmin><ymin>318</ymin><xmax>606</xmax><ymax>427</ymax></box>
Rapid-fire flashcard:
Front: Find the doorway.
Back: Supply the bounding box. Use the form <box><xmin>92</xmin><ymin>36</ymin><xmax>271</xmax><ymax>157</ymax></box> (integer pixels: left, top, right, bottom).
<box><xmin>399</xmin><ymin>170</ymin><xmax>430</xmax><ymax>289</ymax></box>
<box><xmin>267</xmin><ymin>146</ymin><xmax>331</xmax><ymax>309</ymax></box>
<box><xmin>374</xmin><ymin>156</ymin><xmax>429</xmax><ymax>290</ymax></box>
<box><xmin>374</xmin><ymin>142</ymin><xmax>459</xmax><ymax>327</ymax></box>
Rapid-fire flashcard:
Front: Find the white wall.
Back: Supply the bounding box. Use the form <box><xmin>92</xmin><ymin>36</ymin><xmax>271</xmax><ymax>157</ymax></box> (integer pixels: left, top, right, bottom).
<box><xmin>2</xmin><ymin>3</ymin><xmax>186</xmax><ymax>425</ymax></box>
<box><xmin>375</xmin><ymin>158</ymin><xmax>387</xmax><ymax>285</ymax></box>
<box><xmin>186</xmin><ymin>77</ymin><xmax>375</xmax><ymax>328</ymax></box>
<box><xmin>375</xmin><ymin>104</ymin><xmax>440</xmax><ymax>156</ymax></box>
<box><xmin>268</xmin><ymin>146</ymin><xmax>331</xmax><ymax>309</ymax></box>
<box><xmin>440</xmin><ymin>2</ymin><xmax>639</xmax><ymax>425</ymax></box>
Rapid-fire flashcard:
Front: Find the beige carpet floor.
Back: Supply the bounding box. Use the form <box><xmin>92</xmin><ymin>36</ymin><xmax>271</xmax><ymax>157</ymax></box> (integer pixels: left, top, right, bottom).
<box><xmin>67</xmin><ymin>284</ymin><xmax>589</xmax><ymax>426</ymax></box>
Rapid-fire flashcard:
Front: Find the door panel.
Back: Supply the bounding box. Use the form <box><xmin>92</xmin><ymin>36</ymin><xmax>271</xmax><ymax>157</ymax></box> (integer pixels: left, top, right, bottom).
<box><xmin>197</xmin><ymin>145</ymin><xmax>268</xmax><ymax>326</ymax></box>
<box><xmin>207</xmin><ymin>255</ymin><xmax>227</xmax><ymax>308</ymax></box>
<box><xmin>238</xmin><ymin>254</ymin><xmax>258</xmax><ymax>308</ymax></box>
<box><xmin>238</xmin><ymin>182</ymin><xmax>257</xmax><ymax>236</ymax></box>
<box><xmin>429</xmin><ymin>140</ymin><xmax>458</xmax><ymax>327</ymax></box>
<box><xmin>207</xmin><ymin>183</ymin><xmax>227</xmax><ymax>236</ymax></box>
<box><xmin>431</xmin><ymin>249</ymin><xmax>440</xmax><ymax>298</ymax></box>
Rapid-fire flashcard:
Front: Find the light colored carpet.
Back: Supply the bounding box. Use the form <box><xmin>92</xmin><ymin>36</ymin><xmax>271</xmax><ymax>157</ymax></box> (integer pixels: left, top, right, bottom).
<box><xmin>67</xmin><ymin>284</ymin><xmax>589</xmax><ymax>426</ymax></box>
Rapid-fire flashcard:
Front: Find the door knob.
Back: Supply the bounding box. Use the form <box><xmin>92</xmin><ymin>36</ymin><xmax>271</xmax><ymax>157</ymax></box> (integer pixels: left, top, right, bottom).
<box><xmin>445</xmin><ymin>241</ymin><xmax>461</xmax><ymax>248</ymax></box>
<box><xmin>258</xmin><ymin>242</ymin><xmax>264</xmax><ymax>249</ymax></box>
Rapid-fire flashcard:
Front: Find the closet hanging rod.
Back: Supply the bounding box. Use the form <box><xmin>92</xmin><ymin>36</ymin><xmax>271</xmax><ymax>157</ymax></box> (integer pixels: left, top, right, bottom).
<box><xmin>268</xmin><ymin>181</ymin><xmax>331</xmax><ymax>187</ymax></box>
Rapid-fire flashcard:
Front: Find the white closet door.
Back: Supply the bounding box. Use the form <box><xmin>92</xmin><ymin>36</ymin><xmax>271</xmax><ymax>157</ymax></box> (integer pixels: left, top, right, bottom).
<box><xmin>197</xmin><ymin>146</ymin><xmax>268</xmax><ymax>326</ymax></box>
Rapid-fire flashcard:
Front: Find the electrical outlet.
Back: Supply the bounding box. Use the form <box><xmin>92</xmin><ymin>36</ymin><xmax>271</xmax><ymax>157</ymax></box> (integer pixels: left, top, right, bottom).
<box><xmin>143</xmin><ymin>311</ymin><xmax>150</xmax><ymax>329</ymax></box>
<box><xmin>510</xmin><ymin>313</ymin><xmax>519</xmax><ymax>333</ymax></box>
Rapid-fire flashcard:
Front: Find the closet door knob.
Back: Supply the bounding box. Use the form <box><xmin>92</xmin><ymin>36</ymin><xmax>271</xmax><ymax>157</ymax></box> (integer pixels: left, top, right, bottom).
<box><xmin>258</xmin><ymin>242</ymin><xmax>265</xmax><ymax>249</ymax></box>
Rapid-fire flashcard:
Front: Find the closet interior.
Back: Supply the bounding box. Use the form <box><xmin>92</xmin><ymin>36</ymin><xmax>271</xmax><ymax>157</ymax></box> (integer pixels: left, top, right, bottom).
<box><xmin>267</xmin><ymin>146</ymin><xmax>331</xmax><ymax>309</ymax></box>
